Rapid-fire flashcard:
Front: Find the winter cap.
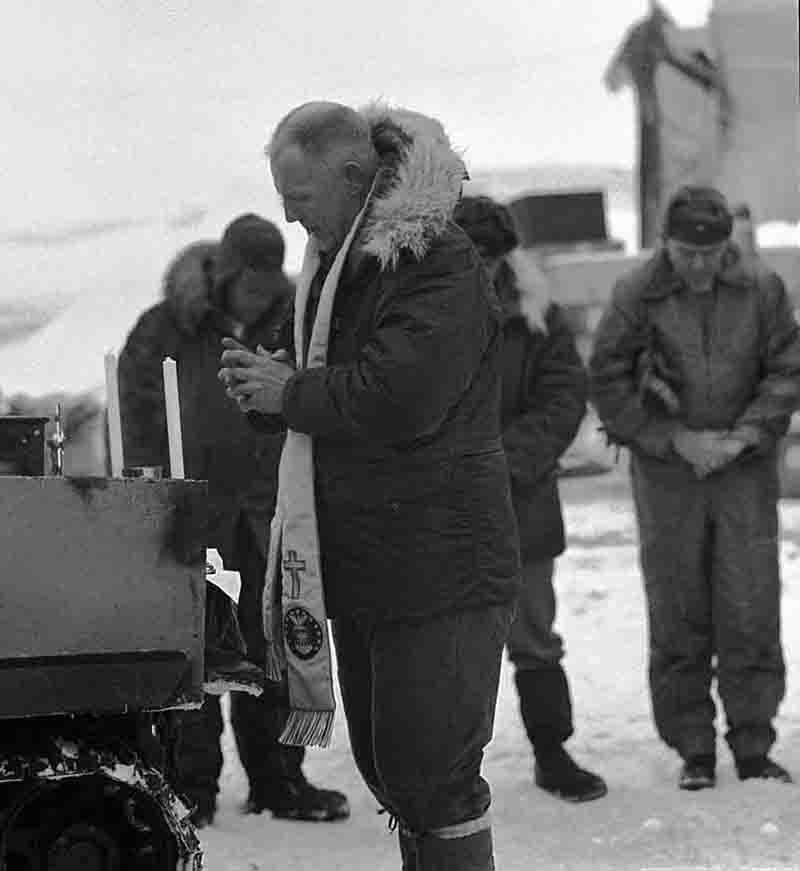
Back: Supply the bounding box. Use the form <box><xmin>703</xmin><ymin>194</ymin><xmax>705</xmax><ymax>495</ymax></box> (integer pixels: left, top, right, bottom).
<box><xmin>663</xmin><ymin>185</ymin><xmax>733</xmax><ymax>246</ymax></box>
<box><xmin>453</xmin><ymin>195</ymin><xmax>519</xmax><ymax>259</ymax></box>
<box><xmin>216</xmin><ymin>213</ymin><xmax>286</xmax><ymax>284</ymax></box>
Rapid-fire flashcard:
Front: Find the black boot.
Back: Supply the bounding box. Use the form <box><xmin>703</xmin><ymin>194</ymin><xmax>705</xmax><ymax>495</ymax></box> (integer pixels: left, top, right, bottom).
<box><xmin>515</xmin><ymin>666</ymin><xmax>607</xmax><ymax>802</ymax></box>
<box><xmin>405</xmin><ymin>828</ymin><xmax>494</xmax><ymax>871</ymax></box>
<box><xmin>245</xmin><ymin>774</ymin><xmax>351</xmax><ymax>821</ymax></box>
<box><xmin>678</xmin><ymin>754</ymin><xmax>716</xmax><ymax>790</ymax></box>
<box><xmin>735</xmin><ymin>755</ymin><xmax>793</xmax><ymax>783</ymax></box>
<box><xmin>231</xmin><ymin>690</ymin><xmax>350</xmax><ymax>821</ymax></box>
<box><xmin>534</xmin><ymin>745</ymin><xmax>608</xmax><ymax>802</ymax></box>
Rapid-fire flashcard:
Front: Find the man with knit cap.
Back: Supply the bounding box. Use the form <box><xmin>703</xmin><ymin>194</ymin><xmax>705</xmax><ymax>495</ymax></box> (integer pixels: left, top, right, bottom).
<box><xmin>590</xmin><ymin>185</ymin><xmax>800</xmax><ymax>791</ymax></box>
<box><xmin>120</xmin><ymin>213</ymin><xmax>349</xmax><ymax>826</ymax></box>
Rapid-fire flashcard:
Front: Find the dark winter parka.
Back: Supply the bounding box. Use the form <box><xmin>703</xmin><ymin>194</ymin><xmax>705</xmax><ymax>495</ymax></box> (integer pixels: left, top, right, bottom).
<box><xmin>266</xmin><ymin>106</ymin><xmax>521</xmax><ymax>620</ymax></box>
<box><xmin>118</xmin><ymin>242</ymin><xmax>291</xmax><ymax>569</ymax></box>
<box><xmin>497</xmin><ymin>252</ymin><xmax>587</xmax><ymax>561</ymax></box>
<box><xmin>589</xmin><ymin>244</ymin><xmax>800</xmax><ymax>459</ymax></box>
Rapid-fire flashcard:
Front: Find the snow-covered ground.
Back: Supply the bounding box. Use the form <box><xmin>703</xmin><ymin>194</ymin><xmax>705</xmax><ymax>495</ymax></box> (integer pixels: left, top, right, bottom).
<box><xmin>199</xmin><ymin>465</ymin><xmax>800</xmax><ymax>871</ymax></box>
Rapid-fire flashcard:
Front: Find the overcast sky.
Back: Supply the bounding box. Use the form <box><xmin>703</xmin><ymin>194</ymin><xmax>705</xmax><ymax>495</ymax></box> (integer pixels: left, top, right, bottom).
<box><xmin>2</xmin><ymin>0</ymin><xmax>712</xmax><ymax>230</ymax></box>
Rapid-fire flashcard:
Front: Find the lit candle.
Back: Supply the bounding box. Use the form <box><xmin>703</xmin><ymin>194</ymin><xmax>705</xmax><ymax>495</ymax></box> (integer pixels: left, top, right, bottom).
<box><xmin>104</xmin><ymin>352</ymin><xmax>124</xmax><ymax>477</ymax></box>
<box><xmin>162</xmin><ymin>357</ymin><xmax>185</xmax><ymax>479</ymax></box>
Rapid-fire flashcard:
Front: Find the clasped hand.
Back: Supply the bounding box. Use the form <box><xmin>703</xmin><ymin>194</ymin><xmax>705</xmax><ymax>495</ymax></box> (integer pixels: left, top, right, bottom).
<box><xmin>218</xmin><ymin>337</ymin><xmax>295</xmax><ymax>415</ymax></box>
<box><xmin>672</xmin><ymin>428</ymin><xmax>746</xmax><ymax>478</ymax></box>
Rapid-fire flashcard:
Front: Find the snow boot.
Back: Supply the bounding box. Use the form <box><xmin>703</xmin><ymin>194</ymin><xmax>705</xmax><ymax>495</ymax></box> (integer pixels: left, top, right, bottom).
<box><xmin>515</xmin><ymin>666</ymin><xmax>607</xmax><ymax>802</ymax></box>
<box><xmin>245</xmin><ymin>776</ymin><xmax>350</xmax><ymax>821</ymax></box>
<box><xmin>534</xmin><ymin>745</ymin><xmax>608</xmax><ymax>802</ymax></box>
<box><xmin>678</xmin><ymin>754</ymin><xmax>716</xmax><ymax>790</ymax></box>
<box><xmin>400</xmin><ymin>826</ymin><xmax>494</xmax><ymax>871</ymax></box>
<box><xmin>735</xmin><ymin>755</ymin><xmax>793</xmax><ymax>783</ymax></box>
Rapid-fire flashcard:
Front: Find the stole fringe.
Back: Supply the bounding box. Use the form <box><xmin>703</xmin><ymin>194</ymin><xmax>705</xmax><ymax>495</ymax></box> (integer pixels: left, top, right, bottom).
<box><xmin>279</xmin><ymin>709</ymin><xmax>335</xmax><ymax>748</ymax></box>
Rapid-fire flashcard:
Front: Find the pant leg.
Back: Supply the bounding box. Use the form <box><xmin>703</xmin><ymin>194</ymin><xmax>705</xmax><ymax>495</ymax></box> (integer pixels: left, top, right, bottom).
<box><xmin>631</xmin><ymin>455</ymin><xmax>717</xmax><ymax>759</ymax></box>
<box><xmin>506</xmin><ymin>558</ymin><xmax>563</xmax><ymax>669</ymax></box>
<box><xmin>334</xmin><ymin>606</ymin><xmax>511</xmax><ymax>871</ymax></box>
<box><xmin>711</xmin><ymin>455</ymin><xmax>785</xmax><ymax>760</ymax></box>
<box><xmin>229</xmin><ymin>683</ymin><xmax>304</xmax><ymax>792</ymax></box>
<box><xmin>231</xmin><ymin>517</ymin><xmax>305</xmax><ymax>790</ymax></box>
<box><xmin>234</xmin><ymin>514</ymin><xmax>270</xmax><ymax>664</ymax></box>
<box><xmin>330</xmin><ymin>615</ymin><xmax>386</xmax><ymax>806</ymax></box>
<box><xmin>369</xmin><ymin>604</ymin><xmax>513</xmax><ymax>835</ymax></box>
<box><xmin>204</xmin><ymin>582</ymin><xmax>248</xmax><ymax>662</ymax></box>
<box><xmin>165</xmin><ymin>696</ymin><xmax>224</xmax><ymax>809</ymax></box>
<box><xmin>506</xmin><ymin>559</ymin><xmax>573</xmax><ymax>748</ymax></box>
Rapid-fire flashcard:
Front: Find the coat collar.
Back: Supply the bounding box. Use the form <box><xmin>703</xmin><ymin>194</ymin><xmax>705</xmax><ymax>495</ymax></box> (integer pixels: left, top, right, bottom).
<box><xmin>640</xmin><ymin>242</ymin><xmax>752</xmax><ymax>300</ymax></box>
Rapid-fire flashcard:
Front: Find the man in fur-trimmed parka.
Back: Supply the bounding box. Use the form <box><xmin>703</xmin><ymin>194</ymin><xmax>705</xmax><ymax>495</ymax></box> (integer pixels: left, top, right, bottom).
<box><xmin>119</xmin><ymin>217</ymin><xmax>349</xmax><ymax>826</ymax></box>
<box><xmin>590</xmin><ymin>186</ymin><xmax>800</xmax><ymax>791</ymax></box>
<box><xmin>220</xmin><ymin>102</ymin><xmax>520</xmax><ymax>871</ymax></box>
<box><xmin>455</xmin><ymin>195</ymin><xmax>607</xmax><ymax>804</ymax></box>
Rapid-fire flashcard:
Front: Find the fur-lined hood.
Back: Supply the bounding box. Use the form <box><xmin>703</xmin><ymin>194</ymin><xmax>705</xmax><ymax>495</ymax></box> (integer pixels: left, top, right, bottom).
<box><xmin>162</xmin><ymin>241</ymin><xmax>218</xmax><ymax>335</ymax></box>
<box><xmin>357</xmin><ymin>103</ymin><xmax>468</xmax><ymax>271</ymax></box>
<box><xmin>161</xmin><ymin>239</ymin><xmax>292</xmax><ymax>336</ymax></box>
<box><xmin>499</xmin><ymin>249</ymin><xmax>554</xmax><ymax>334</ymax></box>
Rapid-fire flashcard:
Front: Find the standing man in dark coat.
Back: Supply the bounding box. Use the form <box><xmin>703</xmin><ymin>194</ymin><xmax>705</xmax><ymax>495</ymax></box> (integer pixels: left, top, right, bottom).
<box><xmin>220</xmin><ymin>103</ymin><xmax>520</xmax><ymax>871</ymax></box>
<box><xmin>118</xmin><ymin>215</ymin><xmax>349</xmax><ymax>826</ymax></box>
<box><xmin>590</xmin><ymin>186</ymin><xmax>800</xmax><ymax>790</ymax></box>
<box><xmin>455</xmin><ymin>195</ymin><xmax>607</xmax><ymax>803</ymax></box>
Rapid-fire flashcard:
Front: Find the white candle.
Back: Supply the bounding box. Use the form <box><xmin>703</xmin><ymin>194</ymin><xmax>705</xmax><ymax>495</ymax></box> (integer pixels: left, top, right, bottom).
<box><xmin>104</xmin><ymin>352</ymin><xmax>124</xmax><ymax>478</ymax></box>
<box><xmin>162</xmin><ymin>357</ymin><xmax>185</xmax><ymax>479</ymax></box>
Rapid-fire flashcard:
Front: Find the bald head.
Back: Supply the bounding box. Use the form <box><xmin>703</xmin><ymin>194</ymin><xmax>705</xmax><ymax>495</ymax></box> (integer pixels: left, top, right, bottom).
<box><xmin>267</xmin><ymin>101</ymin><xmax>377</xmax><ymax>170</ymax></box>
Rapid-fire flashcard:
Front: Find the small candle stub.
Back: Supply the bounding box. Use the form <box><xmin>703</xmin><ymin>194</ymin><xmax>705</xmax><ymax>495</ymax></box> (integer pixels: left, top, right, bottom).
<box><xmin>123</xmin><ymin>466</ymin><xmax>163</xmax><ymax>481</ymax></box>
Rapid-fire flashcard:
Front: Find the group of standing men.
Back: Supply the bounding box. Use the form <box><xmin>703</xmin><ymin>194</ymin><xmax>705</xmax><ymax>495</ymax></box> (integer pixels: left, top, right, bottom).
<box><xmin>120</xmin><ymin>100</ymin><xmax>799</xmax><ymax>871</ymax></box>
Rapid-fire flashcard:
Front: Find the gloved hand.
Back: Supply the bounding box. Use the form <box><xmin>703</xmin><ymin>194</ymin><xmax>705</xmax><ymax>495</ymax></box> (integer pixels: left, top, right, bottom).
<box><xmin>706</xmin><ymin>434</ymin><xmax>746</xmax><ymax>474</ymax></box>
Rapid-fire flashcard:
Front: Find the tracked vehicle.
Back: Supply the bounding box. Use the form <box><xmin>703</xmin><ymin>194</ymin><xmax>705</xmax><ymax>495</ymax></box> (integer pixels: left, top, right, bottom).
<box><xmin>0</xmin><ymin>414</ymin><xmax>206</xmax><ymax>871</ymax></box>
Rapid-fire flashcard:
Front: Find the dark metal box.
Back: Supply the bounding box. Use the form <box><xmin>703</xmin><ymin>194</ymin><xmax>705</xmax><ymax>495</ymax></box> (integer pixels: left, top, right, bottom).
<box><xmin>0</xmin><ymin>476</ymin><xmax>206</xmax><ymax>718</ymax></box>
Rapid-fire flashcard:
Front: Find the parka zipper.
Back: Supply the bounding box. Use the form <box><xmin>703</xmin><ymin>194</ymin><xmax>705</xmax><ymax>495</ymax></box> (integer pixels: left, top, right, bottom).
<box><xmin>700</xmin><ymin>289</ymin><xmax>717</xmax><ymax>405</ymax></box>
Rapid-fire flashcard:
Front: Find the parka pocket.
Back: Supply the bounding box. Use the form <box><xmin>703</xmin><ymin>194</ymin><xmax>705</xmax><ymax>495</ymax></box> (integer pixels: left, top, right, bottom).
<box><xmin>454</xmin><ymin>449</ymin><xmax>520</xmax><ymax>578</ymax></box>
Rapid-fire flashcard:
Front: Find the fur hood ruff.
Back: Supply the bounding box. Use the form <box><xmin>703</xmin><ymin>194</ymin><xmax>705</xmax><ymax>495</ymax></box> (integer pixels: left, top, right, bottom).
<box><xmin>162</xmin><ymin>240</ymin><xmax>218</xmax><ymax>335</ymax></box>
<box><xmin>357</xmin><ymin>103</ymin><xmax>468</xmax><ymax>271</ymax></box>
<box><xmin>161</xmin><ymin>240</ymin><xmax>292</xmax><ymax>337</ymax></box>
<box><xmin>160</xmin><ymin>103</ymin><xmax>468</xmax><ymax>329</ymax></box>
<box><xmin>504</xmin><ymin>249</ymin><xmax>553</xmax><ymax>334</ymax></box>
